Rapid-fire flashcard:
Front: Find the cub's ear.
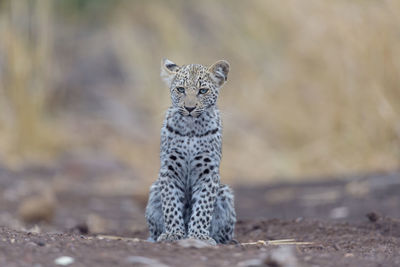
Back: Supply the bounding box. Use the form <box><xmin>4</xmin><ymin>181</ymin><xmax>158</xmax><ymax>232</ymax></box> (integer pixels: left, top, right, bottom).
<box><xmin>208</xmin><ymin>60</ymin><xmax>230</xmax><ymax>86</ymax></box>
<box><xmin>161</xmin><ymin>58</ymin><xmax>180</xmax><ymax>88</ymax></box>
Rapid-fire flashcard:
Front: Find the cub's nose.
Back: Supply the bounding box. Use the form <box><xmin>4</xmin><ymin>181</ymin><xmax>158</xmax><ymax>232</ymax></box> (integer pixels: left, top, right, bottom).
<box><xmin>184</xmin><ymin>106</ymin><xmax>195</xmax><ymax>113</ymax></box>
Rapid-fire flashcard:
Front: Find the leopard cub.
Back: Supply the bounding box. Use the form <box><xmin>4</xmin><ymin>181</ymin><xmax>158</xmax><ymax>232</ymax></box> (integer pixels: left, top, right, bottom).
<box><xmin>145</xmin><ymin>58</ymin><xmax>236</xmax><ymax>245</ymax></box>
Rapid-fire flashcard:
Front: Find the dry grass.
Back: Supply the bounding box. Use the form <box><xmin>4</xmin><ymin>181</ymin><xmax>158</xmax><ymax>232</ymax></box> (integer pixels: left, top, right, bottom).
<box><xmin>0</xmin><ymin>0</ymin><xmax>64</xmax><ymax>166</ymax></box>
<box><xmin>0</xmin><ymin>0</ymin><xmax>399</xmax><ymax>184</ymax></box>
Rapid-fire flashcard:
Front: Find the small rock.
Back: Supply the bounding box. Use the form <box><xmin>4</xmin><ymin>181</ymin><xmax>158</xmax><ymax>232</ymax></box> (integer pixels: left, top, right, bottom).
<box><xmin>295</xmin><ymin>217</ymin><xmax>303</xmax><ymax>223</ymax></box>
<box><xmin>71</xmin><ymin>223</ymin><xmax>89</xmax><ymax>235</ymax></box>
<box><xmin>18</xmin><ymin>191</ymin><xmax>56</xmax><ymax>223</ymax></box>
<box><xmin>329</xmin><ymin>206</ymin><xmax>349</xmax><ymax>219</ymax></box>
<box><xmin>35</xmin><ymin>240</ymin><xmax>46</xmax><ymax>247</ymax></box>
<box><xmin>125</xmin><ymin>256</ymin><xmax>169</xmax><ymax>267</ymax></box>
<box><xmin>26</xmin><ymin>241</ymin><xmax>38</xmax><ymax>247</ymax></box>
<box><xmin>238</xmin><ymin>258</ymin><xmax>264</xmax><ymax>267</ymax></box>
<box><xmin>177</xmin><ymin>238</ymin><xmax>215</xmax><ymax>248</ymax></box>
<box><xmin>366</xmin><ymin>212</ymin><xmax>379</xmax><ymax>222</ymax></box>
<box><xmin>54</xmin><ymin>256</ymin><xmax>75</xmax><ymax>266</ymax></box>
<box><xmin>266</xmin><ymin>246</ymin><xmax>299</xmax><ymax>267</ymax></box>
<box><xmin>25</xmin><ymin>225</ymin><xmax>41</xmax><ymax>234</ymax></box>
<box><xmin>87</xmin><ymin>214</ymin><xmax>108</xmax><ymax>234</ymax></box>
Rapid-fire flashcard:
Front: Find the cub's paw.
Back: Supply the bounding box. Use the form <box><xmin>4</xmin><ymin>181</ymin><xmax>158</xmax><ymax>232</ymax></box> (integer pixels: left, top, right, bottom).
<box><xmin>188</xmin><ymin>234</ymin><xmax>217</xmax><ymax>246</ymax></box>
<box><xmin>157</xmin><ymin>231</ymin><xmax>184</xmax><ymax>242</ymax></box>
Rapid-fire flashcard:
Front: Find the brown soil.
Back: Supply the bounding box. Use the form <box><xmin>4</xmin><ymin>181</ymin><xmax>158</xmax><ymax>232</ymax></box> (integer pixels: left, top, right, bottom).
<box><xmin>0</xmin><ymin>161</ymin><xmax>399</xmax><ymax>266</ymax></box>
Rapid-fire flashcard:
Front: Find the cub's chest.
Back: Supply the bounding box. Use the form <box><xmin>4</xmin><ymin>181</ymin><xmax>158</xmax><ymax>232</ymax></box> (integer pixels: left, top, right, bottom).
<box><xmin>162</xmin><ymin>112</ymin><xmax>221</xmax><ymax>155</ymax></box>
<box><xmin>167</xmin><ymin>133</ymin><xmax>217</xmax><ymax>153</ymax></box>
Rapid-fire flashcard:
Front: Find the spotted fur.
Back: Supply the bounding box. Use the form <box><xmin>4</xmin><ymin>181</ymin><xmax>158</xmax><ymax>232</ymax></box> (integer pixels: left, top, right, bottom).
<box><xmin>145</xmin><ymin>59</ymin><xmax>236</xmax><ymax>245</ymax></box>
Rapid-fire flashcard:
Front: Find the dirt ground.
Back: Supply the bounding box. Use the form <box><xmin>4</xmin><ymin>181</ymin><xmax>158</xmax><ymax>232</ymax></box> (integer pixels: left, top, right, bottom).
<box><xmin>0</xmin><ymin>159</ymin><xmax>399</xmax><ymax>266</ymax></box>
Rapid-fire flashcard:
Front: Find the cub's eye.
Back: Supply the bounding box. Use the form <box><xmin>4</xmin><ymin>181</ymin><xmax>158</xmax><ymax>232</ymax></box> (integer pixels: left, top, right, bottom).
<box><xmin>198</xmin><ymin>88</ymin><xmax>209</xmax><ymax>94</ymax></box>
<box><xmin>176</xmin><ymin>87</ymin><xmax>185</xmax><ymax>93</ymax></box>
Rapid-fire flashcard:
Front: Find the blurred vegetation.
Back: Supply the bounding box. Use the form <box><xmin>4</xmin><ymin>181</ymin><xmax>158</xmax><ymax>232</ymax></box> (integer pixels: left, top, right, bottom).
<box><xmin>0</xmin><ymin>0</ymin><xmax>399</xmax><ymax>184</ymax></box>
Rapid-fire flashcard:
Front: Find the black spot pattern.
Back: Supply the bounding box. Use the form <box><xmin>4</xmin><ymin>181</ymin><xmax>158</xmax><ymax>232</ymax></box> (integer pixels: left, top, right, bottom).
<box><xmin>145</xmin><ymin>60</ymin><xmax>236</xmax><ymax>244</ymax></box>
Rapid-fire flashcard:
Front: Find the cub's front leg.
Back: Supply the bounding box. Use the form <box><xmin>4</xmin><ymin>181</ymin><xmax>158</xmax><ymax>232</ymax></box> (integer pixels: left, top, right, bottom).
<box><xmin>157</xmin><ymin>163</ymin><xmax>186</xmax><ymax>242</ymax></box>
<box><xmin>187</xmin><ymin>155</ymin><xmax>219</xmax><ymax>245</ymax></box>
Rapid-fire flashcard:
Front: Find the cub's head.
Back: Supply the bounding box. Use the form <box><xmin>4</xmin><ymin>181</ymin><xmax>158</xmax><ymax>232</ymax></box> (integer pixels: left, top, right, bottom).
<box><xmin>161</xmin><ymin>58</ymin><xmax>229</xmax><ymax>117</ymax></box>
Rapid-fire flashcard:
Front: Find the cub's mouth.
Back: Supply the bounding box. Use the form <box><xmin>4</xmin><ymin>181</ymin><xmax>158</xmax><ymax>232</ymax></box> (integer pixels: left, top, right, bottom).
<box><xmin>178</xmin><ymin>107</ymin><xmax>201</xmax><ymax>117</ymax></box>
<box><xmin>184</xmin><ymin>112</ymin><xmax>200</xmax><ymax>118</ymax></box>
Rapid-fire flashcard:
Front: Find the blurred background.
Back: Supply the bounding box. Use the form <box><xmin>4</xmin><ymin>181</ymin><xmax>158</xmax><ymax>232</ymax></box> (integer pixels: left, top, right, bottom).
<box><xmin>2</xmin><ymin>0</ymin><xmax>400</xmax><ymax>183</ymax></box>
<box><xmin>0</xmin><ymin>0</ymin><xmax>400</xmax><ymax>233</ymax></box>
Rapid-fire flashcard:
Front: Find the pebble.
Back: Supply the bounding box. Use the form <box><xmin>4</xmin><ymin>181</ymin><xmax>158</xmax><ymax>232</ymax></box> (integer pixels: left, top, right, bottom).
<box><xmin>237</xmin><ymin>258</ymin><xmax>264</xmax><ymax>267</ymax></box>
<box><xmin>35</xmin><ymin>240</ymin><xmax>46</xmax><ymax>246</ymax></box>
<box><xmin>177</xmin><ymin>238</ymin><xmax>216</xmax><ymax>248</ymax></box>
<box><xmin>125</xmin><ymin>256</ymin><xmax>169</xmax><ymax>267</ymax></box>
<box><xmin>26</xmin><ymin>241</ymin><xmax>38</xmax><ymax>247</ymax></box>
<box><xmin>329</xmin><ymin>206</ymin><xmax>349</xmax><ymax>219</ymax></box>
<box><xmin>54</xmin><ymin>256</ymin><xmax>75</xmax><ymax>266</ymax></box>
<box><xmin>366</xmin><ymin>212</ymin><xmax>379</xmax><ymax>222</ymax></box>
<box><xmin>266</xmin><ymin>246</ymin><xmax>299</xmax><ymax>267</ymax></box>
<box><xmin>18</xmin><ymin>193</ymin><xmax>56</xmax><ymax>223</ymax></box>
